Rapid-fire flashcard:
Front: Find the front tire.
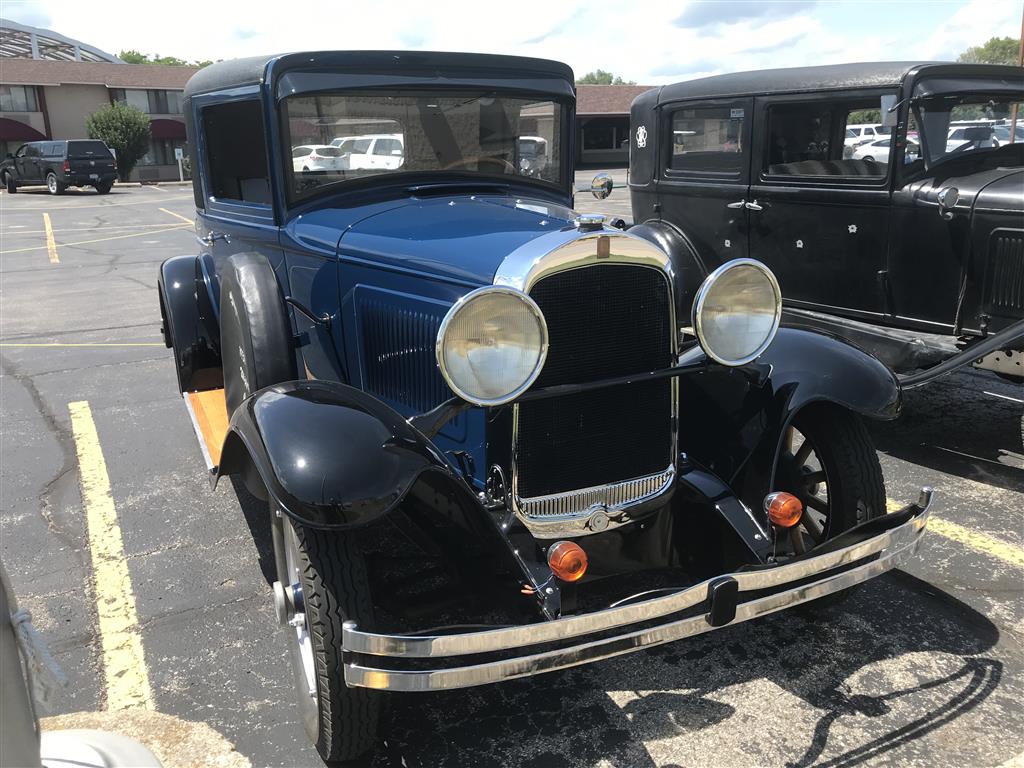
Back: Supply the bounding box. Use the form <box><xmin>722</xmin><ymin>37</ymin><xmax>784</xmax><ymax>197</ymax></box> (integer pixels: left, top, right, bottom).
<box><xmin>274</xmin><ymin>512</ymin><xmax>381</xmax><ymax>762</ymax></box>
<box><xmin>46</xmin><ymin>171</ymin><xmax>65</xmax><ymax>195</ymax></box>
<box><xmin>3</xmin><ymin>172</ymin><xmax>15</xmax><ymax>193</ymax></box>
<box><xmin>774</xmin><ymin>405</ymin><xmax>885</xmax><ymax>603</ymax></box>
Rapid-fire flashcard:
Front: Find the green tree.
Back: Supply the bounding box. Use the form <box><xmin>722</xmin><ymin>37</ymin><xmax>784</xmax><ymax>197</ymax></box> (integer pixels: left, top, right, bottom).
<box><xmin>117</xmin><ymin>49</ymin><xmax>215</xmax><ymax>67</ymax></box>
<box><xmin>86</xmin><ymin>102</ymin><xmax>151</xmax><ymax>181</ymax></box>
<box><xmin>957</xmin><ymin>36</ymin><xmax>1021</xmax><ymax>65</ymax></box>
<box><xmin>576</xmin><ymin>69</ymin><xmax>636</xmax><ymax>85</ymax></box>
<box><xmin>118</xmin><ymin>49</ymin><xmax>149</xmax><ymax>64</ymax></box>
<box><xmin>847</xmin><ymin>109</ymin><xmax>881</xmax><ymax>124</ymax></box>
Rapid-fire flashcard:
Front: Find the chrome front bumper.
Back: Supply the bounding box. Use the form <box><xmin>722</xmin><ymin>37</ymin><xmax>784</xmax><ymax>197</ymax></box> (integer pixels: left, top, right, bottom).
<box><xmin>343</xmin><ymin>488</ymin><xmax>933</xmax><ymax>692</ymax></box>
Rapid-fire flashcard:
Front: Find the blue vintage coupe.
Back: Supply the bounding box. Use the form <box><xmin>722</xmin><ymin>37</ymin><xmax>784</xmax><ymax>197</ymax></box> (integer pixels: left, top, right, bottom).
<box><xmin>157</xmin><ymin>51</ymin><xmax>931</xmax><ymax>762</ymax></box>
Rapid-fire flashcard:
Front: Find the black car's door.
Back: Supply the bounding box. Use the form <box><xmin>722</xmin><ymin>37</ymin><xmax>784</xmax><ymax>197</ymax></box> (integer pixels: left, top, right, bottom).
<box><xmin>14</xmin><ymin>143</ymin><xmax>38</xmax><ymax>181</ymax></box>
<box><xmin>748</xmin><ymin>91</ymin><xmax>895</xmax><ymax>319</ymax></box>
<box><xmin>656</xmin><ymin>98</ymin><xmax>753</xmax><ymax>268</ymax></box>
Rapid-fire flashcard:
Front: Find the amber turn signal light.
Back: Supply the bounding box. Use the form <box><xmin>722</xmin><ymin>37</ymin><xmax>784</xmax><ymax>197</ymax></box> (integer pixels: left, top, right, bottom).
<box><xmin>547</xmin><ymin>541</ymin><xmax>588</xmax><ymax>582</ymax></box>
<box><xmin>765</xmin><ymin>491</ymin><xmax>803</xmax><ymax>528</ymax></box>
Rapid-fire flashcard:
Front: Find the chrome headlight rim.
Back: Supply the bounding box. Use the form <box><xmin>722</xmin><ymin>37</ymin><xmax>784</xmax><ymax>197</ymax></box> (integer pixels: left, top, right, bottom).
<box><xmin>436</xmin><ymin>285</ymin><xmax>549</xmax><ymax>407</ymax></box>
<box><xmin>692</xmin><ymin>258</ymin><xmax>782</xmax><ymax>367</ymax></box>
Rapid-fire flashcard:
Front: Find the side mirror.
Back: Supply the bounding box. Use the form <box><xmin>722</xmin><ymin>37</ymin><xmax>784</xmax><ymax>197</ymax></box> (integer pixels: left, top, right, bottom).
<box><xmin>880</xmin><ymin>95</ymin><xmax>898</xmax><ymax>127</ymax></box>
<box><xmin>591</xmin><ymin>172</ymin><xmax>613</xmax><ymax>200</ymax></box>
<box><xmin>937</xmin><ymin>186</ymin><xmax>959</xmax><ymax>220</ymax></box>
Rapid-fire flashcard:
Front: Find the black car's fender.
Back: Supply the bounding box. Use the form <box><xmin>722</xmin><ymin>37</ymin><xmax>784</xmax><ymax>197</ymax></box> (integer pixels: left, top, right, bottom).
<box><xmin>158</xmin><ymin>255</ymin><xmax>222</xmax><ymax>394</ymax></box>
<box><xmin>629</xmin><ymin>219</ymin><xmax>709</xmax><ymax>316</ymax></box>
<box><xmin>678</xmin><ymin>327</ymin><xmax>900</xmax><ymax>509</ymax></box>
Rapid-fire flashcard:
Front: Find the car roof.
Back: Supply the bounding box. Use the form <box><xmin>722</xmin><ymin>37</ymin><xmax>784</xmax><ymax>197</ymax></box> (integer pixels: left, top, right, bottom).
<box><xmin>184</xmin><ymin>50</ymin><xmax>575</xmax><ymax>99</ymax></box>
<box><xmin>653</xmin><ymin>62</ymin><xmax>1021</xmax><ymax>102</ymax></box>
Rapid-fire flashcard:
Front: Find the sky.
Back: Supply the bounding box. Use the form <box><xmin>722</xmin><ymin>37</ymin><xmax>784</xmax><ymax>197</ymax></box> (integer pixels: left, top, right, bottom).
<box><xmin>2</xmin><ymin>0</ymin><xmax>1021</xmax><ymax>84</ymax></box>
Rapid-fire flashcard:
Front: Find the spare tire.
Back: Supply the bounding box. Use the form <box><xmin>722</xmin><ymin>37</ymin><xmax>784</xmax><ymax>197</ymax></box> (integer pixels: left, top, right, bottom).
<box><xmin>219</xmin><ymin>253</ymin><xmax>296</xmax><ymax>416</ymax></box>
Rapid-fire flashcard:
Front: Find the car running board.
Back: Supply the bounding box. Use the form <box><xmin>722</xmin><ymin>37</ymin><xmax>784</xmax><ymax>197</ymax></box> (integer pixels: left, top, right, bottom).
<box><xmin>183</xmin><ymin>389</ymin><xmax>229</xmax><ymax>472</ymax></box>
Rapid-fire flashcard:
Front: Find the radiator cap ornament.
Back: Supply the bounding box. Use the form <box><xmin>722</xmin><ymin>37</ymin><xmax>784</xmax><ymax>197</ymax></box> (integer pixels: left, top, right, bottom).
<box><xmin>574</xmin><ymin>213</ymin><xmax>604</xmax><ymax>232</ymax></box>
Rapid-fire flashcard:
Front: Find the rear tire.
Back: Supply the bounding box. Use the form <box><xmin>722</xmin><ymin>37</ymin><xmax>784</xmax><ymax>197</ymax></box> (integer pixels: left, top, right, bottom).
<box><xmin>94</xmin><ymin>181</ymin><xmax>113</xmax><ymax>194</ymax></box>
<box><xmin>46</xmin><ymin>172</ymin><xmax>65</xmax><ymax>195</ymax></box>
<box><xmin>218</xmin><ymin>253</ymin><xmax>295</xmax><ymax>416</ymax></box>
<box><xmin>274</xmin><ymin>512</ymin><xmax>381</xmax><ymax>762</ymax></box>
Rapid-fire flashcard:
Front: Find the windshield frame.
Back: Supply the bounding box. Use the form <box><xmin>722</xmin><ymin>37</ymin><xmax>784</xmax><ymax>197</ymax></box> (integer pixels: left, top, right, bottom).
<box><xmin>277</xmin><ymin>85</ymin><xmax>574</xmax><ymax>206</ymax></box>
<box><xmin>911</xmin><ymin>88</ymin><xmax>1023</xmax><ymax>169</ymax></box>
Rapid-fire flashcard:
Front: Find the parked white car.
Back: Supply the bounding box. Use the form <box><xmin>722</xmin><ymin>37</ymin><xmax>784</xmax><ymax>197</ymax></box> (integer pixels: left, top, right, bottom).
<box><xmin>851</xmin><ymin>137</ymin><xmax>920</xmax><ymax>164</ymax></box>
<box><xmin>845</xmin><ymin>124</ymin><xmax>890</xmax><ymax>148</ymax></box>
<box><xmin>945</xmin><ymin>125</ymin><xmax>998</xmax><ymax>153</ymax></box>
<box><xmin>331</xmin><ymin>134</ymin><xmax>404</xmax><ymax>170</ymax></box>
<box><xmin>292</xmin><ymin>145</ymin><xmax>344</xmax><ymax>172</ymax></box>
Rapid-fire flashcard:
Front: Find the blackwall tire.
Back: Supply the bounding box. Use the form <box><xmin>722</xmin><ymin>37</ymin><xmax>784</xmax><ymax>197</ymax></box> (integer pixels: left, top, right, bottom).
<box><xmin>94</xmin><ymin>181</ymin><xmax>113</xmax><ymax>194</ymax></box>
<box><xmin>46</xmin><ymin>172</ymin><xmax>64</xmax><ymax>195</ymax></box>
<box><xmin>4</xmin><ymin>173</ymin><xmax>15</xmax><ymax>193</ymax></box>
<box><xmin>274</xmin><ymin>511</ymin><xmax>381</xmax><ymax>763</ymax></box>
<box><xmin>776</xmin><ymin>405</ymin><xmax>885</xmax><ymax>610</ymax></box>
<box><xmin>218</xmin><ymin>253</ymin><xmax>295</xmax><ymax>416</ymax></box>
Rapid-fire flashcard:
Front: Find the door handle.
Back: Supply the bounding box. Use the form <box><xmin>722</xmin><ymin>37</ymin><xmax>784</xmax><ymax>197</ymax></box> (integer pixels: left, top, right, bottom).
<box><xmin>197</xmin><ymin>231</ymin><xmax>230</xmax><ymax>247</ymax></box>
<box><xmin>745</xmin><ymin>200</ymin><xmax>764</xmax><ymax>211</ymax></box>
<box><xmin>726</xmin><ymin>200</ymin><xmax>746</xmax><ymax>209</ymax></box>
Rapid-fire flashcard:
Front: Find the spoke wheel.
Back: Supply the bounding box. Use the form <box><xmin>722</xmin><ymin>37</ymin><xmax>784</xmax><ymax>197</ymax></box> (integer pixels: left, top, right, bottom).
<box><xmin>773</xmin><ymin>407</ymin><xmax>886</xmax><ymax>605</ymax></box>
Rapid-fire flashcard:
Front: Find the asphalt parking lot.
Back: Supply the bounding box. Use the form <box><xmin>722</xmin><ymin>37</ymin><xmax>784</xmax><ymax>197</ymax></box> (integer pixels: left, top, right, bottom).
<box><xmin>1</xmin><ymin>182</ymin><xmax>1022</xmax><ymax>768</ymax></box>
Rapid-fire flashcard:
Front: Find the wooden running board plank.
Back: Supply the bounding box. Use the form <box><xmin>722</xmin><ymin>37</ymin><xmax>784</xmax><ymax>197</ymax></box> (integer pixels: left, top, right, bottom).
<box><xmin>184</xmin><ymin>389</ymin><xmax>229</xmax><ymax>470</ymax></box>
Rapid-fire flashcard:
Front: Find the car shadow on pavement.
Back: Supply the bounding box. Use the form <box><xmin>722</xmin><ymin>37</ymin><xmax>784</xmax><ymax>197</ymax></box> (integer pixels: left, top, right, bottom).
<box><xmin>362</xmin><ymin>572</ymin><xmax>1004</xmax><ymax>768</ymax></box>
<box><xmin>230</xmin><ymin>476</ymin><xmax>277</xmax><ymax>585</ymax></box>
<box><xmin>870</xmin><ymin>373</ymin><xmax>1024</xmax><ymax>493</ymax></box>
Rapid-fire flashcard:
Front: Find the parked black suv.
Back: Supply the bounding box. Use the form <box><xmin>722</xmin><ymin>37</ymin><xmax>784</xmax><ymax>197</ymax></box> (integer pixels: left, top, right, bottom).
<box><xmin>2</xmin><ymin>139</ymin><xmax>117</xmax><ymax>194</ymax></box>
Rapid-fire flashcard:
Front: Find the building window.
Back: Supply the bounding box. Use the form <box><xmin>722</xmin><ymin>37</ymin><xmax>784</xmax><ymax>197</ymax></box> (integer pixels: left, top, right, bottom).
<box><xmin>138</xmin><ymin>138</ymin><xmax>187</xmax><ymax>165</ymax></box>
<box><xmin>0</xmin><ymin>85</ymin><xmax>39</xmax><ymax>112</ymax></box>
<box><xmin>111</xmin><ymin>89</ymin><xmax>184</xmax><ymax>114</ymax></box>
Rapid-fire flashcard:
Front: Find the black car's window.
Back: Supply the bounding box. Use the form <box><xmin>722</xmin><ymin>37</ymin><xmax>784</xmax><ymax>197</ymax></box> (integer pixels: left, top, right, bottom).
<box><xmin>67</xmin><ymin>140</ymin><xmax>111</xmax><ymax>158</ymax></box>
<box><xmin>915</xmin><ymin>96</ymin><xmax>1023</xmax><ymax>165</ymax></box>
<box><xmin>282</xmin><ymin>90</ymin><xmax>565</xmax><ymax>200</ymax></box>
<box><xmin>201</xmin><ymin>99</ymin><xmax>270</xmax><ymax>204</ymax></box>
<box><xmin>668</xmin><ymin>104</ymin><xmax>745</xmax><ymax>174</ymax></box>
<box><xmin>764</xmin><ymin>96</ymin><xmax>895</xmax><ymax>181</ymax></box>
<box><xmin>24</xmin><ymin>144</ymin><xmax>40</xmax><ymax>158</ymax></box>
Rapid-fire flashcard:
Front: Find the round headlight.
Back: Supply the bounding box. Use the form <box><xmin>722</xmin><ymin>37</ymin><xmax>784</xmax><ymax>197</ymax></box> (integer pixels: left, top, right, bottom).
<box><xmin>436</xmin><ymin>286</ymin><xmax>548</xmax><ymax>406</ymax></box>
<box><xmin>692</xmin><ymin>259</ymin><xmax>782</xmax><ymax>366</ymax></box>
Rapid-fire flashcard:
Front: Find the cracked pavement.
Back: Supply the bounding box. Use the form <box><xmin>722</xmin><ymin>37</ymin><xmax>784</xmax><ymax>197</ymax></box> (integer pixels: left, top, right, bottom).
<box><xmin>1</xmin><ymin>183</ymin><xmax>1021</xmax><ymax>767</ymax></box>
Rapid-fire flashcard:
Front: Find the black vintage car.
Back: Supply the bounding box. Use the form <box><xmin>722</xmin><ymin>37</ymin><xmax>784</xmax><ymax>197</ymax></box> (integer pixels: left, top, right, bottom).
<box><xmin>1</xmin><ymin>139</ymin><xmax>117</xmax><ymax>194</ymax></box>
<box><xmin>627</xmin><ymin>62</ymin><xmax>1024</xmax><ymax>391</ymax></box>
<box><xmin>158</xmin><ymin>51</ymin><xmax>931</xmax><ymax>763</ymax></box>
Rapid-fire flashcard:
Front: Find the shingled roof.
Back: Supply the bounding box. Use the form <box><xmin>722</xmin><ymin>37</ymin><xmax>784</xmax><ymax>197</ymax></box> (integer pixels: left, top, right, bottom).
<box><xmin>576</xmin><ymin>84</ymin><xmax>651</xmax><ymax>115</ymax></box>
<box><xmin>0</xmin><ymin>58</ymin><xmax>198</xmax><ymax>88</ymax></box>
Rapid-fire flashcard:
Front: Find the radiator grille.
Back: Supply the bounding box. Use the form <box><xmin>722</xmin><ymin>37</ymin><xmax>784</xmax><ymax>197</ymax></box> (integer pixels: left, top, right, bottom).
<box><xmin>987</xmin><ymin>232</ymin><xmax>1024</xmax><ymax>313</ymax></box>
<box><xmin>515</xmin><ymin>264</ymin><xmax>673</xmax><ymax>505</ymax></box>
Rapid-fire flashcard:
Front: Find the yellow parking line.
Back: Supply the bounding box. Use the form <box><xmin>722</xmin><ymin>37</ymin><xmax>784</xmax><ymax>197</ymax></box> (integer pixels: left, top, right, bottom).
<box><xmin>3</xmin><ymin>222</ymin><xmax>201</xmax><ymax>236</ymax></box>
<box><xmin>888</xmin><ymin>497</ymin><xmax>1024</xmax><ymax>569</ymax></box>
<box><xmin>0</xmin><ymin>223</ymin><xmax>190</xmax><ymax>255</ymax></box>
<box><xmin>43</xmin><ymin>212</ymin><xmax>59</xmax><ymax>264</ymax></box>
<box><xmin>69</xmin><ymin>401</ymin><xmax>153</xmax><ymax>711</ymax></box>
<box><xmin>0</xmin><ymin>342</ymin><xmax>164</xmax><ymax>348</ymax></box>
<box><xmin>159</xmin><ymin>207</ymin><xmax>194</xmax><ymax>225</ymax></box>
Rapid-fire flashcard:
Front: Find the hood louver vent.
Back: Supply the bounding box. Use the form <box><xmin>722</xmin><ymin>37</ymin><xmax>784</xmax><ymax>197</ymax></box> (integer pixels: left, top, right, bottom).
<box><xmin>986</xmin><ymin>231</ymin><xmax>1024</xmax><ymax>313</ymax></box>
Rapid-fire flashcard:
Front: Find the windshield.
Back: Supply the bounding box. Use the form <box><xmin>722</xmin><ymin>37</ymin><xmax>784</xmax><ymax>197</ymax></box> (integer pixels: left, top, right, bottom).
<box><xmin>283</xmin><ymin>90</ymin><xmax>565</xmax><ymax>199</ymax></box>
<box><xmin>915</xmin><ymin>94</ymin><xmax>1023</xmax><ymax>165</ymax></box>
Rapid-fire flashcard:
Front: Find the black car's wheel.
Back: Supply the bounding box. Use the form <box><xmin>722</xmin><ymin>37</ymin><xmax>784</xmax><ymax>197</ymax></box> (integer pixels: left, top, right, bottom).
<box><xmin>273</xmin><ymin>510</ymin><xmax>381</xmax><ymax>763</ymax></box>
<box><xmin>219</xmin><ymin>253</ymin><xmax>295</xmax><ymax>416</ymax></box>
<box><xmin>3</xmin><ymin>172</ymin><xmax>15</xmax><ymax>193</ymax></box>
<box><xmin>863</xmin><ymin>155</ymin><xmax>875</xmax><ymax>162</ymax></box>
<box><xmin>774</xmin><ymin>405</ymin><xmax>885</xmax><ymax>603</ymax></box>
<box><xmin>46</xmin><ymin>171</ymin><xmax>66</xmax><ymax>195</ymax></box>
<box><xmin>94</xmin><ymin>181</ymin><xmax>113</xmax><ymax>194</ymax></box>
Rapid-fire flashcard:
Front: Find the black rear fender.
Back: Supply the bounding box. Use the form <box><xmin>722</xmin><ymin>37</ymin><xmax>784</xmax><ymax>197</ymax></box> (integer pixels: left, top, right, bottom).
<box><xmin>158</xmin><ymin>255</ymin><xmax>222</xmax><ymax>393</ymax></box>
<box><xmin>679</xmin><ymin>328</ymin><xmax>900</xmax><ymax>510</ymax></box>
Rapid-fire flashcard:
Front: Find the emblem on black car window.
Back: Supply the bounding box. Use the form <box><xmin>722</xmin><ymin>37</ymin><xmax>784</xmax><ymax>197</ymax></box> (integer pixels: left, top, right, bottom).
<box><xmin>636</xmin><ymin>125</ymin><xmax>648</xmax><ymax>148</ymax></box>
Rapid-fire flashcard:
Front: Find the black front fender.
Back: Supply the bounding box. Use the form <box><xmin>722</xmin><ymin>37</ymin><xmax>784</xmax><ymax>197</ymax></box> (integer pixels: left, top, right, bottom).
<box><xmin>679</xmin><ymin>327</ymin><xmax>900</xmax><ymax>509</ymax></box>
<box><xmin>216</xmin><ymin>380</ymin><xmax>481</xmax><ymax>531</ymax></box>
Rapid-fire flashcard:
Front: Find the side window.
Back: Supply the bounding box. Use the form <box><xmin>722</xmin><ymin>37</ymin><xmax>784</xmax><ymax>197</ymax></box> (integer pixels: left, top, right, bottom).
<box><xmin>201</xmin><ymin>99</ymin><xmax>270</xmax><ymax>204</ymax></box>
<box><xmin>764</xmin><ymin>96</ymin><xmax>895</xmax><ymax>181</ymax></box>
<box><xmin>25</xmin><ymin>144</ymin><xmax>40</xmax><ymax>158</ymax></box>
<box><xmin>373</xmin><ymin>138</ymin><xmax>402</xmax><ymax>156</ymax></box>
<box><xmin>668</xmin><ymin>104</ymin><xmax>745</xmax><ymax>174</ymax></box>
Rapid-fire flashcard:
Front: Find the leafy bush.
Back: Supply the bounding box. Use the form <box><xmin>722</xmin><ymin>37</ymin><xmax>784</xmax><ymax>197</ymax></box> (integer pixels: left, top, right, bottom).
<box><xmin>85</xmin><ymin>102</ymin><xmax>151</xmax><ymax>181</ymax></box>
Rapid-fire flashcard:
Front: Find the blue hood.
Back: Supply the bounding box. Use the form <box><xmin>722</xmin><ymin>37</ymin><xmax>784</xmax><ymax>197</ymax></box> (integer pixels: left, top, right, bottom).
<box><xmin>336</xmin><ymin>195</ymin><xmax>576</xmax><ymax>286</ymax></box>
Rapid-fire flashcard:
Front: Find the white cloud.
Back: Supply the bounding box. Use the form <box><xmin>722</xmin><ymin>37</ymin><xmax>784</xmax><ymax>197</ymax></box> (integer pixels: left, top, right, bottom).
<box><xmin>1</xmin><ymin>0</ymin><xmax>1019</xmax><ymax>85</ymax></box>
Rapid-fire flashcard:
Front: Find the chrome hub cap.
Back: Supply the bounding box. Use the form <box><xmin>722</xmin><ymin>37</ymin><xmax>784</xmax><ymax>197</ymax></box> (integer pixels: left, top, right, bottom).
<box><xmin>282</xmin><ymin>519</ymin><xmax>317</xmax><ymax>700</ymax></box>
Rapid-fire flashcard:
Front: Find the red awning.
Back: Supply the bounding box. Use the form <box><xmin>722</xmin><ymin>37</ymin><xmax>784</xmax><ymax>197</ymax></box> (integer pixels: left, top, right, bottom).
<box><xmin>150</xmin><ymin>118</ymin><xmax>186</xmax><ymax>140</ymax></box>
<box><xmin>0</xmin><ymin>117</ymin><xmax>46</xmax><ymax>142</ymax></box>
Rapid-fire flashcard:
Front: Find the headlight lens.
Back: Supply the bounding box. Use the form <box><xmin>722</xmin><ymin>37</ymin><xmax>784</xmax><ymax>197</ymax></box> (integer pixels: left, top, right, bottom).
<box><xmin>436</xmin><ymin>286</ymin><xmax>548</xmax><ymax>406</ymax></box>
<box><xmin>693</xmin><ymin>259</ymin><xmax>781</xmax><ymax>366</ymax></box>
